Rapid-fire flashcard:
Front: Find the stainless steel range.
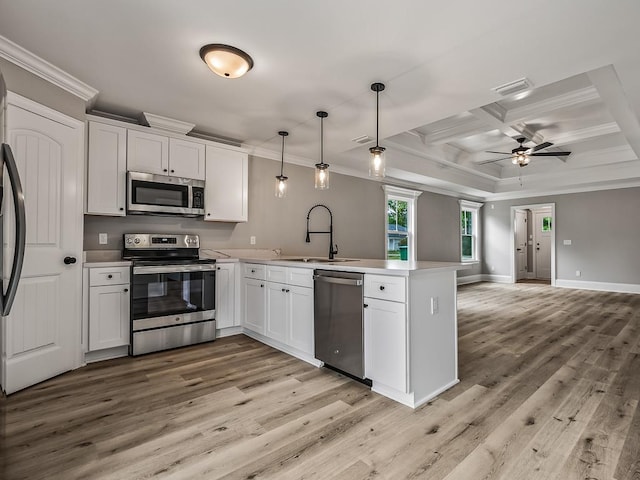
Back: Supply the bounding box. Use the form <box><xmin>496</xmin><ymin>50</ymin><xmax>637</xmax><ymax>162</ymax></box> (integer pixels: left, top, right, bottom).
<box><xmin>123</xmin><ymin>233</ymin><xmax>216</xmax><ymax>356</ymax></box>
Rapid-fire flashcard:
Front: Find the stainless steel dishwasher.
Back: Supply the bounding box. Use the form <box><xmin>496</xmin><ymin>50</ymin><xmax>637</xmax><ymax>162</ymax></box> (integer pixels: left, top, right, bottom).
<box><xmin>313</xmin><ymin>269</ymin><xmax>367</xmax><ymax>381</ymax></box>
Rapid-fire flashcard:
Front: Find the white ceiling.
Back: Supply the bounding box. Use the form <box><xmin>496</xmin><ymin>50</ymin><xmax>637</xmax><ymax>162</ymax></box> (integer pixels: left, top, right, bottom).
<box><xmin>1</xmin><ymin>0</ymin><xmax>640</xmax><ymax>200</ymax></box>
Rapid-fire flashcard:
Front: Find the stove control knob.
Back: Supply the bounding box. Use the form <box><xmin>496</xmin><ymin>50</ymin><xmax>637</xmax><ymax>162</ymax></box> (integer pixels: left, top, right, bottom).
<box><xmin>134</xmin><ymin>238</ymin><xmax>140</xmax><ymax>244</ymax></box>
<box><xmin>126</xmin><ymin>238</ymin><xmax>134</xmax><ymax>245</ymax></box>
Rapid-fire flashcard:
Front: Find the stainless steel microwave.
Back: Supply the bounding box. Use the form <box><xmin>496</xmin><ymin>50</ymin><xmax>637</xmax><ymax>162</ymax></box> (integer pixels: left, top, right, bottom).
<box><xmin>127</xmin><ymin>171</ymin><xmax>205</xmax><ymax>217</ymax></box>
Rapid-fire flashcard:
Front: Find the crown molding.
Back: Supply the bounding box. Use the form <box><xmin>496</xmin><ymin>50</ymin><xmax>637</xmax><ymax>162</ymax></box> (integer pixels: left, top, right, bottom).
<box><xmin>0</xmin><ymin>34</ymin><xmax>98</xmax><ymax>103</ymax></box>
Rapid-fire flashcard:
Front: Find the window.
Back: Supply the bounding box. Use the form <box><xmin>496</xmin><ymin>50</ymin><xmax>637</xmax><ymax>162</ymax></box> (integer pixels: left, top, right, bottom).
<box><xmin>383</xmin><ymin>186</ymin><xmax>421</xmax><ymax>262</ymax></box>
<box><xmin>459</xmin><ymin>200</ymin><xmax>483</xmax><ymax>262</ymax></box>
<box><xmin>542</xmin><ymin>216</ymin><xmax>552</xmax><ymax>232</ymax></box>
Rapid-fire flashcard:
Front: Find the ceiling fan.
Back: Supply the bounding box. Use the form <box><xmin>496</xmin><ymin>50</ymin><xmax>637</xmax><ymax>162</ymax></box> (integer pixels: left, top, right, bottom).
<box><xmin>479</xmin><ymin>137</ymin><xmax>571</xmax><ymax>167</ymax></box>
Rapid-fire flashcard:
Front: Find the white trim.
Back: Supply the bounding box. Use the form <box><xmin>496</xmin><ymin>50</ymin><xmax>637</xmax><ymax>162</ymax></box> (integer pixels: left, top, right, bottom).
<box><xmin>142</xmin><ymin>112</ymin><xmax>195</xmax><ymax>134</ymax></box>
<box><xmin>555</xmin><ymin>279</ymin><xmax>640</xmax><ymax>294</ymax></box>
<box><xmin>0</xmin><ymin>34</ymin><xmax>98</xmax><ymax>103</ymax></box>
<box><xmin>383</xmin><ymin>185</ymin><xmax>421</xmax><ymax>263</ymax></box>
<box><xmin>459</xmin><ymin>199</ymin><xmax>484</xmax><ymax>209</ymax></box>
<box><xmin>459</xmin><ymin>200</ymin><xmax>483</xmax><ymax>263</ymax></box>
<box><xmin>7</xmin><ymin>91</ymin><xmax>84</xmax><ymax>129</ymax></box>
<box><xmin>382</xmin><ymin>184</ymin><xmax>423</xmax><ymax>199</ymax></box>
<box><xmin>242</xmin><ymin>329</ymin><xmax>321</xmax><ymax>367</ymax></box>
<box><xmin>457</xmin><ymin>274</ymin><xmax>483</xmax><ymax>285</ymax></box>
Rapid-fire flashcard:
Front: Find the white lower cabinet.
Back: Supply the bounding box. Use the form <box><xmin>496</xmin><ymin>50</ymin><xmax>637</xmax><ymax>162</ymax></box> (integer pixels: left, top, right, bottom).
<box><xmin>287</xmin><ymin>285</ymin><xmax>314</xmax><ymax>354</ymax></box>
<box><xmin>242</xmin><ymin>264</ymin><xmax>314</xmax><ymax>361</ymax></box>
<box><xmin>266</xmin><ymin>282</ymin><xmax>288</xmax><ymax>343</ymax></box>
<box><xmin>88</xmin><ymin>266</ymin><xmax>130</xmax><ymax>351</ymax></box>
<box><xmin>243</xmin><ymin>277</ymin><xmax>266</xmax><ymax>335</ymax></box>
<box><xmin>364</xmin><ymin>297</ymin><xmax>407</xmax><ymax>393</ymax></box>
<box><xmin>215</xmin><ymin>263</ymin><xmax>237</xmax><ymax>329</ymax></box>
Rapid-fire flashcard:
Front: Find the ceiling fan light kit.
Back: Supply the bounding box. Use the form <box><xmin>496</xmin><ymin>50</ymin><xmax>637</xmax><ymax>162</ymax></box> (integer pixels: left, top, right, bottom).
<box><xmin>483</xmin><ymin>136</ymin><xmax>571</xmax><ymax>167</ymax></box>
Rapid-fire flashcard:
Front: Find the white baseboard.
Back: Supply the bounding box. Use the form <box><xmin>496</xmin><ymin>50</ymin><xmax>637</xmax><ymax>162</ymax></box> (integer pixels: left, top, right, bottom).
<box><xmin>457</xmin><ymin>274</ymin><xmax>512</xmax><ymax>285</ymax></box>
<box><xmin>216</xmin><ymin>326</ymin><xmax>243</xmax><ymax>338</ymax></box>
<box><xmin>555</xmin><ymin>279</ymin><xmax>640</xmax><ymax>294</ymax></box>
<box><xmin>457</xmin><ymin>274</ymin><xmax>483</xmax><ymax>285</ymax></box>
<box><xmin>242</xmin><ymin>329</ymin><xmax>321</xmax><ymax>367</ymax></box>
<box><xmin>85</xmin><ymin>345</ymin><xmax>129</xmax><ymax>363</ymax></box>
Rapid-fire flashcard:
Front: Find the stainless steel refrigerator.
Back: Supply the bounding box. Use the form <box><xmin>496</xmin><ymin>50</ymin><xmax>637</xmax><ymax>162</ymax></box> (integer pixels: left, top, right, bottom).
<box><xmin>0</xmin><ymin>69</ymin><xmax>26</xmax><ymax>318</ymax></box>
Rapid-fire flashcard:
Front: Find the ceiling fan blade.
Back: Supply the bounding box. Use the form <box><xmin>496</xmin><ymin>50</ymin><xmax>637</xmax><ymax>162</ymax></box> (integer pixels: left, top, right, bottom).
<box><xmin>529</xmin><ymin>151</ymin><xmax>571</xmax><ymax>156</ymax></box>
<box><xmin>531</xmin><ymin>141</ymin><xmax>553</xmax><ymax>152</ymax></box>
<box><xmin>477</xmin><ymin>156</ymin><xmax>513</xmax><ymax>165</ymax></box>
<box><xmin>485</xmin><ymin>150</ymin><xmax>512</xmax><ymax>155</ymax></box>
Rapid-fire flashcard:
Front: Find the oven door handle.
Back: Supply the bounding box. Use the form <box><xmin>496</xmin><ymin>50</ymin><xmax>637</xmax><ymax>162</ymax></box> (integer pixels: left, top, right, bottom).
<box><xmin>133</xmin><ymin>264</ymin><xmax>217</xmax><ymax>274</ymax></box>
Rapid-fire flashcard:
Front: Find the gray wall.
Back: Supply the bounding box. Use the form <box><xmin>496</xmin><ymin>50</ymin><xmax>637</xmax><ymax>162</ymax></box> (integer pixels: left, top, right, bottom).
<box><xmin>0</xmin><ymin>58</ymin><xmax>86</xmax><ymax>121</ymax></box>
<box><xmin>483</xmin><ymin>187</ymin><xmax>640</xmax><ymax>285</ymax></box>
<box><xmin>85</xmin><ymin>156</ymin><xmax>386</xmax><ymax>258</ymax></box>
<box><xmin>84</xmin><ymin>155</ymin><xmax>473</xmax><ymax>265</ymax></box>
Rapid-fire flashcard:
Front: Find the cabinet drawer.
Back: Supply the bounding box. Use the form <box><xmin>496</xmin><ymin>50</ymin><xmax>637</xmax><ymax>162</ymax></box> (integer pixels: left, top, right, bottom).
<box><xmin>364</xmin><ymin>274</ymin><xmax>406</xmax><ymax>302</ymax></box>
<box><xmin>267</xmin><ymin>265</ymin><xmax>287</xmax><ymax>284</ymax></box>
<box><xmin>287</xmin><ymin>267</ymin><xmax>313</xmax><ymax>288</ymax></box>
<box><xmin>243</xmin><ymin>263</ymin><xmax>266</xmax><ymax>280</ymax></box>
<box><xmin>89</xmin><ymin>267</ymin><xmax>130</xmax><ymax>286</ymax></box>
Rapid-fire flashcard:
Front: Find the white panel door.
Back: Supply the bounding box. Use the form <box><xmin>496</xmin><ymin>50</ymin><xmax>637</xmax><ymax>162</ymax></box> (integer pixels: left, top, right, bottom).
<box><xmin>515</xmin><ymin>210</ymin><xmax>527</xmax><ymax>280</ymax></box>
<box><xmin>169</xmin><ymin>138</ymin><xmax>205</xmax><ymax>180</ymax></box>
<box><xmin>215</xmin><ymin>263</ymin><xmax>236</xmax><ymax>329</ymax></box>
<box><xmin>534</xmin><ymin>209</ymin><xmax>552</xmax><ymax>280</ymax></box>
<box><xmin>243</xmin><ymin>277</ymin><xmax>266</xmax><ymax>334</ymax></box>
<box><xmin>89</xmin><ymin>284</ymin><xmax>130</xmax><ymax>350</ymax></box>
<box><xmin>2</xmin><ymin>95</ymin><xmax>84</xmax><ymax>394</ymax></box>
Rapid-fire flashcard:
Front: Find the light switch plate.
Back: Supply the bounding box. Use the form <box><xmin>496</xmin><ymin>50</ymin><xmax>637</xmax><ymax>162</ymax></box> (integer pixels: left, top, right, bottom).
<box><xmin>563</xmin><ymin>239</ymin><xmax>572</xmax><ymax>245</ymax></box>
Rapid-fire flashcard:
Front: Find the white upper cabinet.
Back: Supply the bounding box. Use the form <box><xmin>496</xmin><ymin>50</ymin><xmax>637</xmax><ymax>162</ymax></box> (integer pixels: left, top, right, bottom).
<box><xmin>127</xmin><ymin>129</ymin><xmax>169</xmax><ymax>175</ymax></box>
<box><xmin>168</xmin><ymin>138</ymin><xmax>205</xmax><ymax>180</ymax></box>
<box><xmin>205</xmin><ymin>145</ymin><xmax>249</xmax><ymax>222</ymax></box>
<box><xmin>86</xmin><ymin>121</ymin><xmax>127</xmax><ymax>216</ymax></box>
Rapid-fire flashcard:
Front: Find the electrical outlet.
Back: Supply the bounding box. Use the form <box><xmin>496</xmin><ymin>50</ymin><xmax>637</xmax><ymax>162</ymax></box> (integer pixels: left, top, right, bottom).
<box><xmin>250</xmin><ymin>236</ymin><xmax>256</xmax><ymax>245</ymax></box>
<box><xmin>563</xmin><ymin>239</ymin><xmax>572</xmax><ymax>245</ymax></box>
<box><xmin>576</xmin><ymin>270</ymin><xmax>581</xmax><ymax>277</ymax></box>
<box><xmin>430</xmin><ymin>296</ymin><xmax>439</xmax><ymax>315</ymax></box>
<box><xmin>98</xmin><ymin>233</ymin><xmax>108</xmax><ymax>245</ymax></box>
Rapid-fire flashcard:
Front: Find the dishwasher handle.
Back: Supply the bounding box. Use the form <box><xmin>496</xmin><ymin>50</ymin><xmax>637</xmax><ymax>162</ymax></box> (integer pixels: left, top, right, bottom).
<box><xmin>313</xmin><ymin>274</ymin><xmax>363</xmax><ymax>286</ymax></box>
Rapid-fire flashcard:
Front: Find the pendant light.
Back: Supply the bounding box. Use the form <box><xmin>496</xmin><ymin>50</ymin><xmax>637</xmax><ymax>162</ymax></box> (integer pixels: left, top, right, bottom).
<box><xmin>315</xmin><ymin>111</ymin><xmax>330</xmax><ymax>190</ymax></box>
<box><xmin>275</xmin><ymin>131</ymin><xmax>289</xmax><ymax>198</ymax></box>
<box><xmin>369</xmin><ymin>82</ymin><xmax>386</xmax><ymax>177</ymax></box>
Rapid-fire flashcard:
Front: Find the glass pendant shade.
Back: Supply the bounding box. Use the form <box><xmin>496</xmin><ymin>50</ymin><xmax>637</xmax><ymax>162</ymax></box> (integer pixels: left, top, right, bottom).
<box><xmin>199</xmin><ymin>44</ymin><xmax>254</xmax><ymax>79</ymax></box>
<box><xmin>369</xmin><ymin>145</ymin><xmax>386</xmax><ymax>177</ymax></box>
<box><xmin>315</xmin><ymin>163</ymin><xmax>330</xmax><ymax>189</ymax></box>
<box><xmin>275</xmin><ymin>175</ymin><xmax>288</xmax><ymax>197</ymax></box>
<box><xmin>275</xmin><ymin>130</ymin><xmax>289</xmax><ymax>198</ymax></box>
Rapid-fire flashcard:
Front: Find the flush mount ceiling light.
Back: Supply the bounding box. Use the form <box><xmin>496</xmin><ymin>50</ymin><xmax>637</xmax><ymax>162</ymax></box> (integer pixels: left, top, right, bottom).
<box><xmin>369</xmin><ymin>82</ymin><xmax>386</xmax><ymax>177</ymax></box>
<box><xmin>199</xmin><ymin>44</ymin><xmax>254</xmax><ymax>79</ymax></box>
<box><xmin>315</xmin><ymin>111</ymin><xmax>330</xmax><ymax>190</ymax></box>
<box><xmin>275</xmin><ymin>131</ymin><xmax>289</xmax><ymax>198</ymax></box>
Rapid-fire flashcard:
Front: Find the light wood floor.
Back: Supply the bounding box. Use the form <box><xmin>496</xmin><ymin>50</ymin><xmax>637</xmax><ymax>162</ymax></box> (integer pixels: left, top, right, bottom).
<box><xmin>1</xmin><ymin>282</ymin><xmax>639</xmax><ymax>479</ymax></box>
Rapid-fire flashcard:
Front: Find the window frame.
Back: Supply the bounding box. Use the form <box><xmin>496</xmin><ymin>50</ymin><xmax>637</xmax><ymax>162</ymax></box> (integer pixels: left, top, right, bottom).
<box><xmin>383</xmin><ymin>185</ymin><xmax>421</xmax><ymax>262</ymax></box>
<box><xmin>459</xmin><ymin>199</ymin><xmax>483</xmax><ymax>263</ymax></box>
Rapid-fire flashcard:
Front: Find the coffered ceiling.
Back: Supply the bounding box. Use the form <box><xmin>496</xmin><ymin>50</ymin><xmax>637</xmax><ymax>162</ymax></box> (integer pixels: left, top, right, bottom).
<box><xmin>1</xmin><ymin>0</ymin><xmax>639</xmax><ymax>200</ymax></box>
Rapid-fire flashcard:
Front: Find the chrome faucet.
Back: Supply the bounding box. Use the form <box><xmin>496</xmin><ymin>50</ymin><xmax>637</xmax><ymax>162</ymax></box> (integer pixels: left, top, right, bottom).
<box><xmin>305</xmin><ymin>204</ymin><xmax>338</xmax><ymax>259</ymax></box>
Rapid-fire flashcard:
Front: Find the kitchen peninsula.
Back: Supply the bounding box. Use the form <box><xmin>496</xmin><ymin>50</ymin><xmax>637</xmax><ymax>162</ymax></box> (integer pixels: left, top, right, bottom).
<box><xmin>214</xmin><ymin>255</ymin><xmax>469</xmax><ymax>409</ymax></box>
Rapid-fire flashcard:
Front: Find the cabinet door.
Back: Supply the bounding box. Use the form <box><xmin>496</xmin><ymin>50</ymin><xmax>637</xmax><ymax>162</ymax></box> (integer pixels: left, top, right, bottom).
<box><xmin>266</xmin><ymin>282</ymin><xmax>288</xmax><ymax>343</ymax></box>
<box><xmin>127</xmin><ymin>130</ymin><xmax>169</xmax><ymax>175</ymax></box>
<box><xmin>205</xmin><ymin>145</ymin><xmax>248</xmax><ymax>222</ymax></box>
<box><xmin>243</xmin><ymin>277</ymin><xmax>266</xmax><ymax>334</ymax></box>
<box><xmin>288</xmin><ymin>285</ymin><xmax>314</xmax><ymax>355</ymax></box>
<box><xmin>215</xmin><ymin>264</ymin><xmax>236</xmax><ymax>329</ymax></box>
<box><xmin>364</xmin><ymin>298</ymin><xmax>407</xmax><ymax>392</ymax></box>
<box><xmin>89</xmin><ymin>284</ymin><xmax>130</xmax><ymax>351</ymax></box>
<box><xmin>86</xmin><ymin>122</ymin><xmax>127</xmax><ymax>216</ymax></box>
<box><xmin>169</xmin><ymin>138</ymin><xmax>205</xmax><ymax>180</ymax></box>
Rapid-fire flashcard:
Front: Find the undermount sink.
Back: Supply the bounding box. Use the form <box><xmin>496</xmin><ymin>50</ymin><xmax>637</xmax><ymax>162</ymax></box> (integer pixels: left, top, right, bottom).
<box><xmin>278</xmin><ymin>258</ymin><xmax>356</xmax><ymax>263</ymax></box>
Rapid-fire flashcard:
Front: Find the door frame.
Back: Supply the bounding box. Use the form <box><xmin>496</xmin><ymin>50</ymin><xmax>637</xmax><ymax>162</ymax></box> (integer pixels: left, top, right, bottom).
<box><xmin>509</xmin><ymin>203</ymin><xmax>556</xmax><ymax>285</ymax></box>
<box><xmin>532</xmin><ymin>206</ymin><xmax>552</xmax><ymax>279</ymax></box>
